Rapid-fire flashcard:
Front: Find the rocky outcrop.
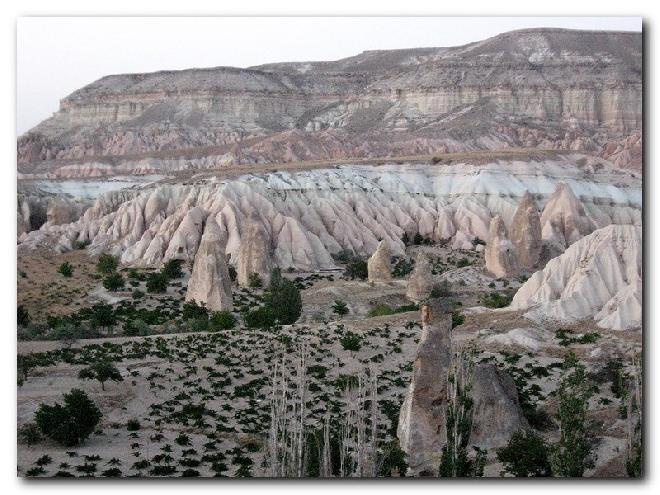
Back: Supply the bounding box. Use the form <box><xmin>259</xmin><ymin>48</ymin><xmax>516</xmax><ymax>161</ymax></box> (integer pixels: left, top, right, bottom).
<box><xmin>18</xmin><ymin>162</ymin><xmax>641</xmax><ymax>269</ymax></box>
<box><xmin>46</xmin><ymin>197</ymin><xmax>83</xmax><ymax>226</ymax></box>
<box><xmin>511</xmin><ymin>225</ymin><xmax>642</xmax><ymax>330</ymax></box>
<box><xmin>540</xmin><ymin>182</ymin><xmax>595</xmax><ymax>252</ymax></box>
<box><xmin>367</xmin><ymin>240</ymin><xmax>392</xmax><ymax>283</ymax></box>
<box><xmin>236</xmin><ymin>214</ymin><xmax>272</xmax><ymax>287</ymax></box>
<box><xmin>406</xmin><ymin>252</ymin><xmax>434</xmax><ymax>302</ymax></box>
<box><xmin>509</xmin><ymin>191</ymin><xmax>542</xmax><ymax>271</ymax></box>
<box><xmin>470</xmin><ymin>364</ymin><xmax>528</xmax><ymax>449</ymax></box>
<box><xmin>186</xmin><ymin>218</ymin><xmax>233</xmax><ymax>312</ymax></box>
<box><xmin>397</xmin><ymin>302</ymin><xmax>451</xmax><ymax>475</ymax></box>
<box><xmin>398</xmin><ymin>301</ymin><xmax>527</xmax><ymax>474</ymax></box>
<box><xmin>18</xmin><ymin>29</ymin><xmax>641</xmax><ymax>176</ymax></box>
<box><xmin>485</xmin><ymin>216</ymin><xmax>517</xmax><ymax>278</ymax></box>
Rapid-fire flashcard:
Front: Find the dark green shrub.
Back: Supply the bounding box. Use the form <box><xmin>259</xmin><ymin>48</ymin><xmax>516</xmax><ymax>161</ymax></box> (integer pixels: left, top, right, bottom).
<box><xmin>89</xmin><ymin>303</ymin><xmax>117</xmax><ymax>330</ymax></box>
<box><xmin>340</xmin><ymin>331</ymin><xmax>362</xmax><ymax>353</ymax></box>
<box><xmin>263</xmin><ymin>268</ymin><xmax>302</xmax><ymax>324</ymax></box>
<box><xmin>344</xmin><ymin>259</ymin><xmax>368</xmax><ymax>280</ymax></box>
<box><xmin>126</xmin><ymin>418</ymin><xmax>141</xmax><ymax>431</ymax></box>
<box><xmin>247</xmin><ymin>272</ymin><xmax>263</xmax><ymax>288</ymax></box>
<box><xmin>209</xmin><ymin>311</ymin><xmax>236</xmax><ymax>330</ymax></box>
<box><xmin>17</xmin><ymin>305</ymin><xmax>30</xmax><ymax>327</ymax></box>
<box><xmin>162</xmin><ymin>259</ymin><xmax>184</xmax><ymax>279</ymax></box>
<box><xmin>451</xmin><ymin>311</ymin><xmax>465</xmax><ymax>329</ymax></box>
<box><xmin>244</xmin><ymin>306</ymin><xmax>276</xmax><ymax>329</ymax></box>
<box><xmin>58</xmin><ymin>262</ymin><xmax>74</xmax><ymax>277</ymax></box>
<box><xmin>146</xmin><ymin>272</ymin><xmax>169</xmax><ymax>293</ymax></box>
<box><xmin>332</xmin><ymin>300</ymin><xmax>349</xmax><ymax>316</ymax></box>
<box><xmin>103</xmin><ymin>272</ymin><xmax>125</xmax><ymax>291</ymax></box>
<box><xmin>18</xmin><ymin>422</ymin><xmax>42</xmax><ymax>446</ymax></box>
<box><xmin>497</xmin><ymin>429</ymin><xmax>552</xmax><ymax>477</ymax></box>
<box><xmin>97</xmin><ymin>253</ymin><xmax>119</xmax><ymax>275</ymax></box>
<box><xmin>35</xmin><ymin>389</ymin><xmax>102</xmax><ymax>446</ymax></box>
<box><xmin>182</xmin><ymin>300</ymin><xmax>209</xmax><ymax>320</ymax></box>
<box><xmin>481</xmin><ymin>292</ymin><xmax>512</xmax><ymax>308</ymax></box>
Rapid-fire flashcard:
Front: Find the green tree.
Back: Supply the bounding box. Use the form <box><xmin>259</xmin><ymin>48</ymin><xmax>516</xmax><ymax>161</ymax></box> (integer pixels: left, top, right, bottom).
<box><xmin>18</xmin><ymin>422</ymin><xmax>42</xmax><ymax>446</ymax></box>
<box><xmin>263</xmin><ymin>268</ymin><xmax>302</xmax><ymax>325</ymax></box>
<box><xmin>97</xmin><ymin>253</ymin><xmax>119</xmax><ymax>275</ymax></box>
<box><xmin>17</xmin><ymin>354</ymin><xmax>36</xmax><ymax>384</ymax></box>
<box><xmin>102</xmin><ymin>272</ymin><xmax>125</xmax><ymax>291</ymax></box>
<box><xmin>78</xmin><ymin>361</ymin><xmax>123</xmax><ymax>390</ymax></box>
<box><xmin>451</xmin><ymin>311</ymin><xmax>465</xmax><ymax>329</ymax></box>
<box><xmin>146</xmin><ymin>272</ymin><xmax>169</xmax><ymax>293</ymax></box>
<box><xmin>332</xmin><ymin>300</ymin><xmax>349</xmax><ymax>316</ymax></box>
<box><xmin>162</xmin><ymin>259</ymin><xmax>184</xmax><ymax>279</ymax></box>
<box><xmin>35</xmin><ymin>388</ymin><xmax>102</xmax><ymax>446</ymax></box>
<box><xmin>209</xmin><ymin>311</ymin><xmax>237</xmax><ymax>331</ymax></box>
<box><xmin>244</xmin><ymin>306</ymin><xmax>276</xmax><ymax>329</ymax></box>
<box><xmin>497</xmin><ymin>429</ymin><xmax>552</xmax><ymax>477</ymax></box>
<box><xmin>89</xmin><ymin>303</ymin><xmax>117</xmax><ymax>332</ymax></box>
<box><xmin>182</xmin><ymin>300</ymin><xmax>209</xmax><ymax>320</ymax></box>
<box><xmin>550</xmin><ymin>352</ymin><xmax>594</xmax><ymax>477</ymax></box>
<box><xmin>439</xmin><ymin>354</ymin><xmax>485</xmax><ymax>477</ymax></box>
<box><xmin>340</xmin><ymin>331</ymin><xmax>362</xmax><ymax>354</ymax></box>
<box><xmin>57</xmin><ymin>261</ymin><xmax>74</xmax><ymax>277</ymax></box>
<box><xmin>247</xmin><ymin>272</ymin><xmax>263</xmax><ymax>288</ymax></box>
<box><xmin>17</xmin><ymin>305</ymin><xmax>30</xmax><ymax>327</ymax></box>
<box><xmin>344</xmin><ymin>259</ymin><xmax>368</xmax><ymax>280</ymax></box>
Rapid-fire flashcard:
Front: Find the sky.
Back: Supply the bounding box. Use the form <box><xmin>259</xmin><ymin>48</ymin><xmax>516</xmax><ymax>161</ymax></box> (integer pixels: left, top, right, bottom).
<box><xmin>16</xmin><ymin>16</ymin><xmax>642</xmax><ymax>134</ymax></box>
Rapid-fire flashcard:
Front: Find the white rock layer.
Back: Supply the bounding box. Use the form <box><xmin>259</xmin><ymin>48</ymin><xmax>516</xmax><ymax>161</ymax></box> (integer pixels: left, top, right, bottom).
<box><xmin>18</xmin><ymin>162</ymin><xmax>640</xmax><ymax>272</ymax></box>
<box><xmin>510</xmin><ymin>224</ymin><xmax>642</xmax><ymax>330</ymax></box>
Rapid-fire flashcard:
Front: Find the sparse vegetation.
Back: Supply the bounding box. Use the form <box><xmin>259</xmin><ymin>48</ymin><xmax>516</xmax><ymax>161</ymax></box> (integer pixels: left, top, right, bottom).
<box><xmin>57</xmin><ymin>262</ymin><xmax>74</xmax><ymax>278</ymax></box>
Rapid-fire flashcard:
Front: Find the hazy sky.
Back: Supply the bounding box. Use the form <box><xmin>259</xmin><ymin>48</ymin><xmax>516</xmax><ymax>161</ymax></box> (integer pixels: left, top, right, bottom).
<box><xmin>16</xmin><ymin>16</ymin><xmax>642</xmax><ymax>134</ymax></box>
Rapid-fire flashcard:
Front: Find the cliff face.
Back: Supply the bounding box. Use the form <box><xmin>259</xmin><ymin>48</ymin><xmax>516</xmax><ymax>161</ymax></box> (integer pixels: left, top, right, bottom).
<box><xmin>18</xmin><ymin>28</ymin><xmax>642</xmax><ymax>173</ymax></box>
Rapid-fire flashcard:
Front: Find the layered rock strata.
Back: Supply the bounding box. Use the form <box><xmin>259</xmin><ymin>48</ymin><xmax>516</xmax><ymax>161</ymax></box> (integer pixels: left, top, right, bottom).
<box><xmin>18</xmin><ymin>29</ymin><xmax>642</xmax><ymax>176</ymax></box>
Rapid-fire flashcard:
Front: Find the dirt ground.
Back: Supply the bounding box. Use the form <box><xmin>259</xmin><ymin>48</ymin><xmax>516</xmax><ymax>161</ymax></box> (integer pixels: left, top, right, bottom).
<box><xmin>16</xmin><ymin>242</ymin><xmax>641</xmax><ymax>478</ymax></box>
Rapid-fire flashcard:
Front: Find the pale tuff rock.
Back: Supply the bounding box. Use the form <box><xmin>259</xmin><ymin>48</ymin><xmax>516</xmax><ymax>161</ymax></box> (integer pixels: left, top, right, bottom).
<box><xmin>397</xmin><ymin>302</ymin><xmax>451</xmax><ymax>475</ymax></box>
<box><xmin>484</xmin><ymin>216</ymin><xmax>517</xmax><ymax>278</ymax></box>
<box><xmin>406</xmin><ymin>253</ymin><xmax>434</xmax><ymax>302</ymax></box>
<box><xmin>186</xmin><ymin>218</ymin><xmax>233</xmax><ymax>312</ymax></box>
<box><xmin>46</xmin><ymin>197</ymin><xmax>83</xmax><ymax>226</ymax></box>
<box><xmin>18</xmin><ymin>163</ymin><xmax>640</xmax><ymax>271</ymax></box>
<box><xmin>470</xmin><ymin>364</ymin><xmax>529</xmax><ymax>449</ymax></box>
<box><xmin>511</xmin><ymin>225</ymin><xmax>642</xmax><ymax>330</ymax></box>
<box><xmin>509</xmin><ymin>191</ymin><xmax>542</xmax><ymax>270</ymax></box>
<box><xmin>398</xmin><ymin>302</ymin><xmax>526</xmax><ymax>474</ymax></box>
<box><xmin>367</xmin><ymin>240</ymin><xmax>392</xmax><ymax>283</ymax></box>
<box><xmin>236</xmin><ymin>214</ymin><xmax>273</xmax><ymax>287</ymax></box>
<box><xmin>540</xmin><ymin>182</ymin><xmax>595</xmax><ymax>252</ymax></box>
<box><xmin>164</xmin><ymin>207</ymin><xmax>206</xmax><ymax>263</ymax></box>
